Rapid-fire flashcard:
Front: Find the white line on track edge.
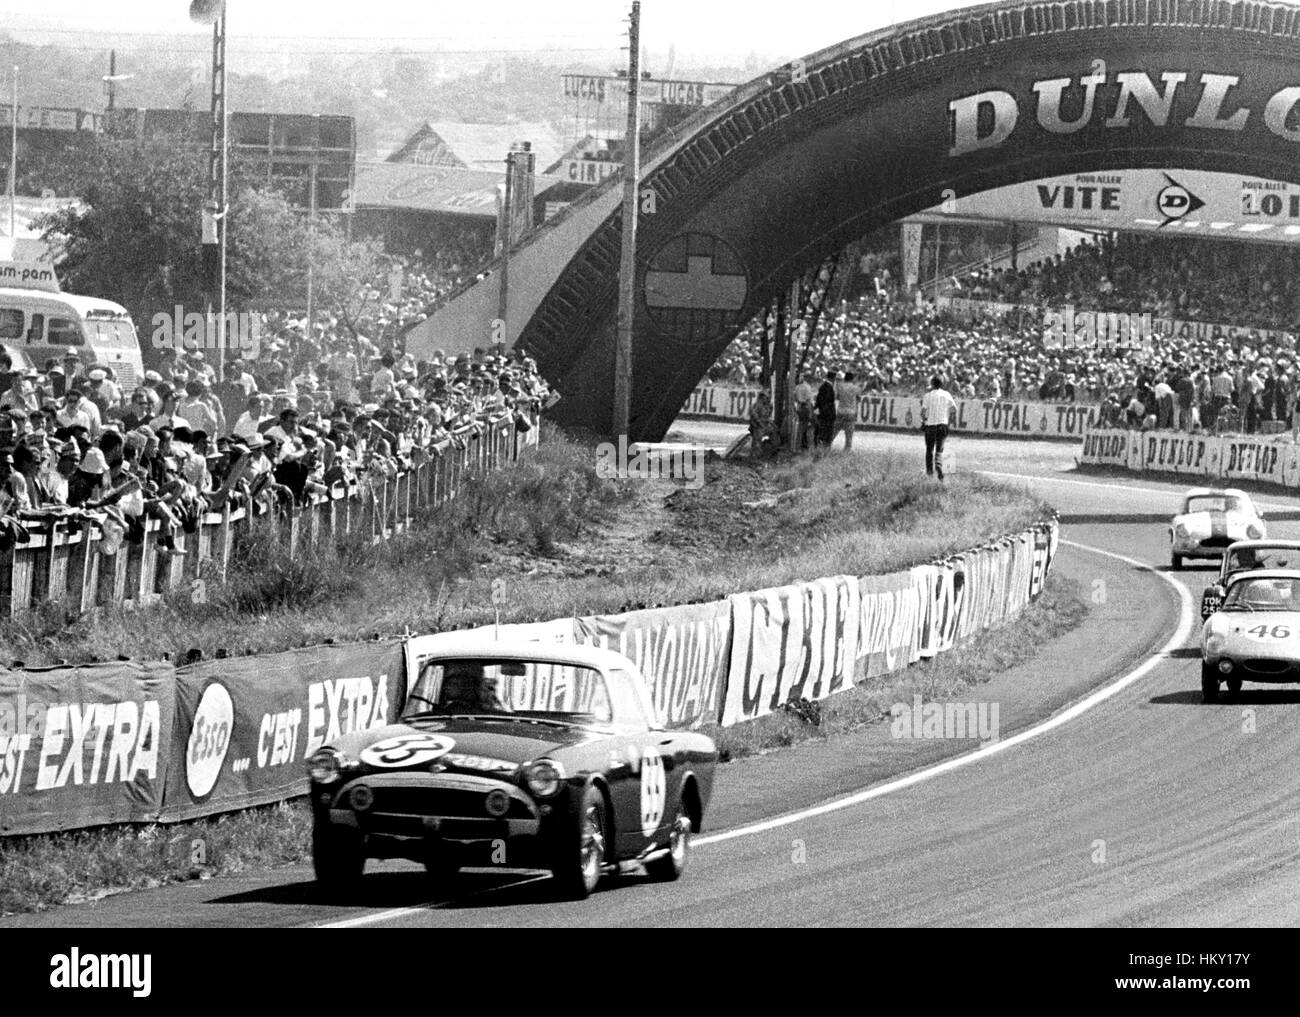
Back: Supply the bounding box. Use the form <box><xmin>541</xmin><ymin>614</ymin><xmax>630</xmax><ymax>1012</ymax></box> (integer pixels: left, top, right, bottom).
<box><xmin>693</xmin><ymin>539</ymin><xmax>1195</xmax><ymax>846</ymax></box>
<box><xmin>315</xmin><ymin>539</ymin><xmax>1192</xmax><ymax>927</ymax></box>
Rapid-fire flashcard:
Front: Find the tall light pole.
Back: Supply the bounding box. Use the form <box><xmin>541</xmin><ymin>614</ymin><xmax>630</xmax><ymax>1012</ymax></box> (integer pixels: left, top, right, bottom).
<box><xmin>191</xmin><ymin>0</ymin><xmax>228</xmax><ymax>381</ymax></box>
<box><xmin>613</xmin><ymin>1</ymin><xmax>641</xmax><ymax>438</ymax></box>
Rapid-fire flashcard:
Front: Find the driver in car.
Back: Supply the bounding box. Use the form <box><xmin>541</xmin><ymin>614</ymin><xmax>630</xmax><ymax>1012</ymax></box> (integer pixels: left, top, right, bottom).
<box><xmin>438</xmin><ymin>663</ymin><xmax>507</xmax><ymax>712</ymax></box>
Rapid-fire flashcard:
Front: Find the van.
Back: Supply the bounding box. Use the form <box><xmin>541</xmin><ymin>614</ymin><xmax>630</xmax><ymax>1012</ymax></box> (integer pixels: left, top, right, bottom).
<box><xmin>0</xmin><ymin>286</ymin><xmax>145</xmax><ymax>391</ymax></box>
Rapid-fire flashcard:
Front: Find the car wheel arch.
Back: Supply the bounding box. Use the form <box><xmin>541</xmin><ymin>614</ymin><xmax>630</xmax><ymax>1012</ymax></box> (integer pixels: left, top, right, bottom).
<box><xmin>679</xmin><ymin>772</ymin><xmax>703</xmax><ymax>834</ymax></box>
<box><xmin>584</xmin><ymin>775</ymin><xmax>617</xmax><ymax>857</ymax></box>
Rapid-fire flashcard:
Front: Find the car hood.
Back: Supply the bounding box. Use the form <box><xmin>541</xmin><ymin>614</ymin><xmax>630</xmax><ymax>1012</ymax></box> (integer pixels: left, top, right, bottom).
<box><xmin>328</xmin><ymin>716</ymin><xmax>604</xmax><ymax>779</ymax></box>
<box><xmin>1209</xmin><ymin>611</ymin><xmax>1300</xmax><ymax>651</ymax></box>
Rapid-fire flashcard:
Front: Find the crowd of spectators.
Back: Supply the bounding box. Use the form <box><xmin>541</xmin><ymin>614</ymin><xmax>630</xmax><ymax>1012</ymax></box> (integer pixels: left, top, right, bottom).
<box><xmin>708</xmin><ymin>233</ymin><xmax>1300</xmax><ymax>437</ymax></box>
<box><xmin>960</xmin><ymin>233</ymin><xmax>1300</xmax><ymax>331</ymax></box>
<box><xmin>0</xmin><ymin>251</ymin><xmax>548</xmax><ymax>552</ymax></box>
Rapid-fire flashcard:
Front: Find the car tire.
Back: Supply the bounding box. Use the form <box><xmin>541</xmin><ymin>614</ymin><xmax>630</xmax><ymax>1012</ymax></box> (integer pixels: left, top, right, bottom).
<box><xmin>645</xmin><ymin>803</ymin><xmax>691</xmax><ymax>882</ymax></box>
<box><xmin>1201</xmin><ymin>663</ymin><xmax>1221</xmax><ymax>704</ymax></box>
<box><xmin>1172</xmin><ymin>554</ymin><xmax>1184</xmax><ymax>571</ymax></box>
<box><xmin>551</xmin><ymin>784</ymin><xmax>608</xmax><ymax>901</ymax></box>
<box><xmin>312</xmin><ymin>823</ymin><xmax>365</xmax><ymax>890</ymax></box>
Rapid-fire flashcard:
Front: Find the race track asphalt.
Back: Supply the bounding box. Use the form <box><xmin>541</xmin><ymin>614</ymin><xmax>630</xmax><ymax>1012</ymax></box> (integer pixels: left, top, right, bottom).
<box><xmin>7</xmin><ymin>424</ymin><xmax>1300</xmax><ymax>928</ymax></box>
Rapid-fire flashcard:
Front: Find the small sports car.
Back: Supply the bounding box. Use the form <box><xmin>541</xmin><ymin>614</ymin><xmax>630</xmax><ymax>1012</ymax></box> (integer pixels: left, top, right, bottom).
<box><xmin>307</xmin><ymin>639</ymin><xmax>718</xmax><ymax>899</ymax></box>
<box><xmin>1200</xmin><ymin>540</ymin><xmax>1300</xmax><ymax>619</ymax></box>
<box><xmin>1201</xmin><ymin>569</ymin><xmax>1300</xmax><ymax>702</ymax></box>
<box><xmin>1170</xmin><ymin>488</ymin><xmax>1266</xmax><ymax>570</ymax></box>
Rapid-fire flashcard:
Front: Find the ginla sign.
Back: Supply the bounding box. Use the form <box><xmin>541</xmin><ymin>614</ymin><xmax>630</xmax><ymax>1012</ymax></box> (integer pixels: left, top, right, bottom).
<box><xmin>949</xmin><ymin>61</ymin><xmax>1300</xmax><ymax>156</ymax></box>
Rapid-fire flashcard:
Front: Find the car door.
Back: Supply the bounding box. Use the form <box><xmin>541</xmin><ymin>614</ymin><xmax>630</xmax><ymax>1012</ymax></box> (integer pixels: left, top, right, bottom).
<box><xmin>604</xmin><ymin>667</ymin><xmax>678</xmax><ymax>856</ymax></box>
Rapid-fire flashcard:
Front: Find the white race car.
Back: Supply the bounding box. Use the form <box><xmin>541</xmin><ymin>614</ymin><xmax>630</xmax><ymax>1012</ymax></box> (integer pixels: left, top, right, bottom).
<box><xmin>1169</xmin><ymin>488</ymin><xmax>1266</xmax><ymax>570</ymax></box>
<box><xmin>1201</xmin><ymin>569</ymin><xmax>1300</xmax><ymax>702</ymax></box>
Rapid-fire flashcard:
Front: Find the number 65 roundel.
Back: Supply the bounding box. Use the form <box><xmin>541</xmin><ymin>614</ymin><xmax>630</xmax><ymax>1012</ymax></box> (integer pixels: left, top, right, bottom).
<box><xmin>360</xmin><ymin>733</ymin><xmax>455</xmax><ymax>768</ymax></box>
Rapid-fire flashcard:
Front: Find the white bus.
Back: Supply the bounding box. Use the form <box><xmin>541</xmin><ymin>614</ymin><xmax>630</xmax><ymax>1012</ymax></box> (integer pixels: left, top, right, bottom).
<box><xmin>0</xmin><ymin>286</ymin><xmax>145</xmax><ymax>391</ymax></box>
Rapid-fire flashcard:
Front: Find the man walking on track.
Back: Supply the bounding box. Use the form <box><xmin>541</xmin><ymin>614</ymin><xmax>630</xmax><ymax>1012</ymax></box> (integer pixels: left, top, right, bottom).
<box><xmin>921</xmin><ymin>375</ymin><xmax>957</xmax><ymax>480</ymax></box>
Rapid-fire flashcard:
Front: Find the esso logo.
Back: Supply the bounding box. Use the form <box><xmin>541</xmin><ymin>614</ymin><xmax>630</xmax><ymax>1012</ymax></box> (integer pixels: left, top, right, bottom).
<box><xmin>186</xmin><ymin>682</ymin><xmax>234</xmax><ymax>798</ymax></box>
<box><xmin>360</xmin><ymin>733</ymin><xmax>455</xmax><ymax>769</ymax></box>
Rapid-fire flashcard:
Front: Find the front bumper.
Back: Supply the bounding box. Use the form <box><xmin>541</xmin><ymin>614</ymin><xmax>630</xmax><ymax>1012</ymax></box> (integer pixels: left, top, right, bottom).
<box><xmin>1204</xmin><ymin>655</ymin><xmax>1300</xmax><ymax>684</ymax></box>
<box><xmin>313</xmin><ymin>772</ymin><xmax>562</xmax><ymax>864</ymax></box>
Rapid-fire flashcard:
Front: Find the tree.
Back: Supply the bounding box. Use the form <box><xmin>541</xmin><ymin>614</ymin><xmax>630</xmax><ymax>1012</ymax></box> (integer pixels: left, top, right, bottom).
<box><xmin>35</xmin><ymin>130</ymin><xmax>387</xmax><ymax>365</ymax></box>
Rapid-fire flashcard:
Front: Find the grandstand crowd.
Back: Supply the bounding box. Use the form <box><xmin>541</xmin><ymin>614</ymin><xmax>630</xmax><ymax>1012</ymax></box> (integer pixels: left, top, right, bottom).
<box><xmin>0</xmin><ymin>252</ymin><xmax>547</xmax><ymax>551</ymax></box>
<box><xmin>710</xmin><ymin>234</ymin><xmax>1300</xmax><ymax>438</ymax></box>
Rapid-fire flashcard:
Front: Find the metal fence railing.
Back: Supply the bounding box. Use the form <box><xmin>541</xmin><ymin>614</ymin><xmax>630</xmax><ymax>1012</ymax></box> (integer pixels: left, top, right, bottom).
<box><xmin>0</xmin><ymin>411</ymin><xmax>540</xmax><ymax>620</ymax></box>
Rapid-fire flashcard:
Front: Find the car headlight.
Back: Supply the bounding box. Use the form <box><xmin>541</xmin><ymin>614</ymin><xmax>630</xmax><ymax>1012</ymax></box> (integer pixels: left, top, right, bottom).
<box><xmin>1247</xmin><ymin>525</ymin><xmax>1264</xmax><ymax>540</ymax></box>
<box><xmin>1174</xmin><ymin>524</ymin><xmax>1189</xmax><ymax>540</ymax></box>
<box><xmin>1205</xmin><ymin>633</ymin><xmax>1228</xmax><ymax>656</ymax></box>
<box><xmin>308</xmin><ymin>748</ymin><xmax>345</xmax><ymax>784</ymax></box>
<box><xmin>523</xmin><ymin>759</ymin><xmax>565</xmax><ymax>798</ymax></box>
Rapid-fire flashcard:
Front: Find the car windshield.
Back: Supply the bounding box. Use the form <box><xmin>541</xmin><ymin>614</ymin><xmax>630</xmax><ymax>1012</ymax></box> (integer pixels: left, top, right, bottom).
<box><xmin>1225</xmin><ymin>547</ymin><xmax>1298</xmax><ymax>574</ymax></box>
<box><xmin>1222</xmin><ymin>577</ymin><xmax>1300</xmax><ymax>611</ymax></box>
<box><xmin>1186</xmin><ymin>495</ymin><xmax>1244</xmax><ymax>514</ymax></box>
<box><xmin>403</xmin><ymin>658</ymin><xmax>635</xmax><ymax>727</ymax></box>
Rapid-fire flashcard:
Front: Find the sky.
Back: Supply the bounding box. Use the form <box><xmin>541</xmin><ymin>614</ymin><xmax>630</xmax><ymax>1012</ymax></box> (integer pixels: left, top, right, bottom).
<box><xmin>0</xmin><ymin>0</ymin><xmax>994</xmax><ymax>64</ymax></box>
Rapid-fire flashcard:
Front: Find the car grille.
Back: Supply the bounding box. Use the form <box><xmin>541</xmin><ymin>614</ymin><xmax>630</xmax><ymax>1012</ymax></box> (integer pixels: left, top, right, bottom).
<box><xmin>1242</xmin><ymin>658</ymin><xmax>1298</xmax><ymax>676</ymax></box>
<box><xmin>1199</xmin><ymin>536</ymin><xmax>1235</xmax><ymax>549</ymax></box>
<box><xmin>367</xmin><ymin>785</ymin><xmax>535</xmax><ymax>820</ymax></box>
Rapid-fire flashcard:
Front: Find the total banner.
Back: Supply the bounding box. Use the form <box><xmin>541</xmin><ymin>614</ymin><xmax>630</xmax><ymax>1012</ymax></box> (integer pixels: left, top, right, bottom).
<box><xmin>721</xmin><ymin>577</ymin><xmax>860</xmax><ymax>726</ymax></box>
<box><xmin>162</xmin><ymin>642</ymin><xmax>406</xmax><ymax>823</ymax></box>
<box><xmin>0</xmin><ymin>662</ymin><xmax>176</xmax><ymax>836</ymax></box>
<box><xmin>681</xmin><ymin>385</ymin><xmax>1098</xmax><ymax>440</ymax></box>
<box><xmin>574</xmin><ymin>601</ymin><xmax>731</xmax><ymax>730</ymax></box>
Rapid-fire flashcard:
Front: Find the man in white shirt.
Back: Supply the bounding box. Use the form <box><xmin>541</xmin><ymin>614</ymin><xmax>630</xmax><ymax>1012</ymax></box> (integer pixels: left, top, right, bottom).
<box><xmin>832</xmin><ymin>372</ymin><xmax>863</xmax><ymax>450</ymax></box>
<box><xmin>233</xmin><ymin>394</ymin><xmax>269</xmax><ymax>440</ymax></box>
<box><xmin>920</xmin><ymin>375</ymin><xmax>958</xmax><ymax>481</ymax></box>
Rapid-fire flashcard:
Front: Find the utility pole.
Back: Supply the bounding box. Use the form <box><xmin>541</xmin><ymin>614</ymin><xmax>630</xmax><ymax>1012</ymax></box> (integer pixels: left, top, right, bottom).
<box><xmin>497</xmin><ymin>148</ymin><xmax>513</xmax><ymax>342</ymax></box>
<box><xmin>612</xmin><ymin>0</ymin><xmax>641</xmax><ymax>438</ymax></box>
<box><xmin>107</xmin><ymin>51</ymin><xmax>116</xmax><ymax>111</ymax></box>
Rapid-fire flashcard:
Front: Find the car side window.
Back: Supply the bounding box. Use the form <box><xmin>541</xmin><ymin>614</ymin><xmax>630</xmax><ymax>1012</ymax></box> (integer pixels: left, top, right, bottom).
<box><xmin>607</xmin><ymin>669</ymin><xmax>652</xmax><ymax>729</ymax></box>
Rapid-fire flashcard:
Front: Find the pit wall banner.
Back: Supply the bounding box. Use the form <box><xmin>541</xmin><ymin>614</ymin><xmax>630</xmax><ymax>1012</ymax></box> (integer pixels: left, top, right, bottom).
<box><xmin>1080</xmin><ymin>428</ymin><xmax>1300</xmax><ymax>488</ymax></box>
<box><xmin>681</xmin><ymin>385</ymin><xmax>1098</xmax><ymax>441</ymax></box>
<box><xmin>0</xmin><ymin>662</ymin><xmax>176</xmax><ymax>836</ymax></box>
<box><xmin>574</xmin><ymin>601</ymin><xmax>731</xmax><ymax>731</ymax></box>
<box><xmin>721</xmin><ymin>577</ymin><xmax>861</xmax><ymax>727</ymax></box>
<box><xmin>3</xmin><ymin>521</ymin><xmax>1059</xmax><ymax>836</ymax></box>
<box><xmin>161</xmin><ymin>643</ymin><xmax>407</xmax><ymax>823</ymax></box>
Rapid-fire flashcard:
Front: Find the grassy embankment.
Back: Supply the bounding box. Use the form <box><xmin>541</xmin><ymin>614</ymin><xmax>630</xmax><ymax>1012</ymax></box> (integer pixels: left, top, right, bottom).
<box><xmin>0</xmin><ymin>427</ymin><xmax>1083</xmax><ymax>914</ymax></box>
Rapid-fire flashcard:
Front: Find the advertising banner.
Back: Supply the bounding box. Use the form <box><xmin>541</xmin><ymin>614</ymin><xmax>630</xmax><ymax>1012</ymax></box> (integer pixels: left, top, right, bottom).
<box><xmin>912</xmin><ymin>563</ymin><xmax>961</xmax><ymax>659</ymax></box>
<box><xmin>574</xmin><ymin>600</ymin><xmax>731</xmax><ymax>730</ymax></box>
<box><xmin>0</xmin><ymin>662</ymin><xmax>176</xmax><ymax>836</ymax></box>
<box><xmin>855</xmin><ymin>572</ymin><xmax>923</xmax><ymax>680</ymax></box>
<box><xmin>1080</xmin><ymin>429</ymin><xmax>1131</xmax><ymax>467</ymax></box>
<box><xmin>721</xmin><ymin>577</ymin><xmax>860</xmax><ymax>726</ymax></box>
<box><xmin>682</xmin><ymin>385</ymin><xmax>1098</xmax><ymax>441</ymax></box>
<box><xmin>1220</xmin><ymin>437</ymin><xmax>1285</xmax><ymax>485</ymax></box>
<box><xmin>161</xmin><ymin>643</ymin><xmax>406</xmax><ymax>822</ymax></box>
<box><xmin>1141</xmin><ymin>433</ymin><xmax>1217</xmax><ymax>476</ymax></box>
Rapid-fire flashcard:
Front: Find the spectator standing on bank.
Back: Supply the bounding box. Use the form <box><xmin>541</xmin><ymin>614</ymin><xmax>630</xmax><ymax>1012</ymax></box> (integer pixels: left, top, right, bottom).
<box><xmin>1209</xmin><ymin>365</ymin><xmax>1234</xmax><ymax>432</ymax></box>
<box><xmin>814</xmin><ymin>371</ymin><xmax>838</xmax><ymax>455</ymax></box>
<box><xmin>1174</xmin><ymin>369</ymin><xmax>1196</xmax><ymax>432</ymax></box>
<box><xmin>921</xmin><ymin>375</ymin><xmax>957</xmax><ymax>481</ymax></box>
<box><xmin>793</xmin><ymin>374</ymin><xmax>815</xmax><ymax>452</ymax></box>
<box><xmin>832</xmin><ymin>372</ymin><xmax>862</xmax><ymax>451</ymax></box>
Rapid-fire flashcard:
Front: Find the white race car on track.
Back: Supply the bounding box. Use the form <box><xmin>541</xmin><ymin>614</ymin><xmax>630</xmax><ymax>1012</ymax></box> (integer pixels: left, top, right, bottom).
<box><xmin>1169</xmin><ymin>488</ymin><xmax>1266</xmax><ymax>570</ymax></box>
<box><xmin>1201</xmin><ymin>569</ymin><xmax>1300</xmax><ymax>702</ymax></box>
